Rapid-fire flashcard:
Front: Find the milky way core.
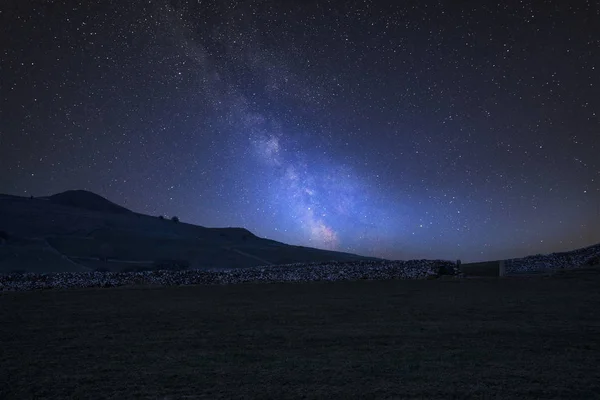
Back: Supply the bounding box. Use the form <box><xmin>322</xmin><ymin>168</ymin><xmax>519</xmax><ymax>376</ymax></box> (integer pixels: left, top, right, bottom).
<box><xmin>1</xmin><ymin>1</ymin><xmax>599</xmax><ymax>261</ymax></box>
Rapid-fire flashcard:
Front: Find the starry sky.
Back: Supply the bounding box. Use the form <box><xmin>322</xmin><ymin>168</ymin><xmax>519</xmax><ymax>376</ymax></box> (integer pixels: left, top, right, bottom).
<box><xmin>1</xmin><ymin>1</ymin><xmax>599</xmax><ymax>262</ymax></box>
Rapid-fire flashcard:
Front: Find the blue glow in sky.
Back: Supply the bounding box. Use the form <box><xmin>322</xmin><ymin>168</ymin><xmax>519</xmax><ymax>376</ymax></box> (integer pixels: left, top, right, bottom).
<box><xmin>1</xmin><ymin>1</ymin><xmax>598</xmax><ymax>262</ymax></box>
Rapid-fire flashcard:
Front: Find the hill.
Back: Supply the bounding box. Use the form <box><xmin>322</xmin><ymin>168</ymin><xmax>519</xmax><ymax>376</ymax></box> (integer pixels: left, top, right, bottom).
<box><xmin>44</xmin><ymin>190</ymin><xmax>133</xmax><ymax>214</ymax></box>
<box><xmin>0</xmin><ymin>190</ymin><xmax>380</xmax><ymax>274</ymax></box>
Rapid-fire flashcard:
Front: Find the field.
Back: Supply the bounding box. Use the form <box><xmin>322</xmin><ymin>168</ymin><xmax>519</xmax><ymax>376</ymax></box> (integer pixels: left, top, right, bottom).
<box><xmin>2</xmin><ymin>268</ymin><xmax>600</xmax><ymax>399</ymax></box>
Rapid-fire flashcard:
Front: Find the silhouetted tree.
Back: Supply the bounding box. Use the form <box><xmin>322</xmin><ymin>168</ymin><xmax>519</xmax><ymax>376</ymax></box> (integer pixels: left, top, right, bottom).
<box><xmin>171</xmin><ymin>216</ymin><xmax>180</xmax><ymax>223</ymax></box>
<box><xmin>158</xmin><ymin>215</ymin><xmax>164</xmax><ymax>220</ymax></box>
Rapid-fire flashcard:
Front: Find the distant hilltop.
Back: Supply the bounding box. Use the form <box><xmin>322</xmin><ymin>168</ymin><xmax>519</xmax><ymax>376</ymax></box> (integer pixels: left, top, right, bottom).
<box><xmin>41</xmin><ymin>190</ymin><xmax>133</xmax><ymax>214</ymax></box>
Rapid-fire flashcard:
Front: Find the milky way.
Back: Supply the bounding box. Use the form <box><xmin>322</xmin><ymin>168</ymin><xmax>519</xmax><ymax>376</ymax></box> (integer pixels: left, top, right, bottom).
<box><xmin>1</xmin><ymin>1</ymin><xmax>599</xmax><ymax>261</ymax></box>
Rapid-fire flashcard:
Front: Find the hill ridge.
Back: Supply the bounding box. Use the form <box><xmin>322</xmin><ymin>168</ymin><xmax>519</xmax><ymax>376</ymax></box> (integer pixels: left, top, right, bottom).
<box><xmin>43</xmin><ymin>190</ymin><xmax>132</xmax><ymax>214</ymax></box>
<box><xmin>0</xmin><ymin>189</ymin><xmax>381</xmax><ymax>274</ymax></box>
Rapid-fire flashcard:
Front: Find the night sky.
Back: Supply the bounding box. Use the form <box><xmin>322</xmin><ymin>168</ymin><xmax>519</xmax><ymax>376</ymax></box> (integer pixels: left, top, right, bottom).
<box><xmin>1</xmin><ymin>1</ymin><xmax>599</xmax><ymax>262</ymax></box>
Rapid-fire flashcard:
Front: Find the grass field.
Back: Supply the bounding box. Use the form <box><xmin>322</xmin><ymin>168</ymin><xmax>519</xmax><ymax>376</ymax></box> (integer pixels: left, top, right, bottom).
<box><xmin>2</xmin><ymin>268</ymin><xmax>600</xmax><ymax>399</ymax></box>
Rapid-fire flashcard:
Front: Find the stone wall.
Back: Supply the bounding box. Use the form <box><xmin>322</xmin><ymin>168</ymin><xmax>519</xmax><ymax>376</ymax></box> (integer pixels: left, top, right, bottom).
<box><xmin>504</xmin><ymin>243</ymin><xmax>600</xmax><ymax>274</ymax></box>
<box><xmin>0</xmin><ymin>259</ymin><xmax>458</xmax><ymax>292</ymax></box>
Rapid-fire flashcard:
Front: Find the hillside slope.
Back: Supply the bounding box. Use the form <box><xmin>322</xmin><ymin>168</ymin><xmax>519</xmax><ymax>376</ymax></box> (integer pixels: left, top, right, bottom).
<box><xmin>0</xmin><ymin>191</ymin><xmax>380</xmax><ymax>273</ymax></box>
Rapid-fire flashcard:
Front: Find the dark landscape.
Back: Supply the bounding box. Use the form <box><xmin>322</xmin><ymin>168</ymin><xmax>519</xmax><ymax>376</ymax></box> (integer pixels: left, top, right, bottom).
<box><xmin>2</xmin><ymin>266</ymin><xmax>600</xmax><ymax>399</ymax></box>
<box><xmin>2</xmin><ymin>190</ymin><xmax>600</xmax><ymax>398</ymax></box>
<box><xmin>2</xmin><ymin>0</ymin><xmax>599</xmax><ymax>398</ymax></box>
<box><xmin>2</xmin><ymin>190</ymin><xmax>598</xmax><ymax>291</ymax></box>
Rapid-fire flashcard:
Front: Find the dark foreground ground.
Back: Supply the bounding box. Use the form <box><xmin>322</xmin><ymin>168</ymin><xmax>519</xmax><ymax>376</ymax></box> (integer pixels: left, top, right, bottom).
<box><xmin>2</xmin><ymin>268</ymin><xmax>600</xmax><ymax>399</ymax></box>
